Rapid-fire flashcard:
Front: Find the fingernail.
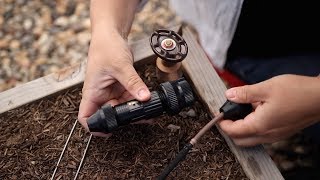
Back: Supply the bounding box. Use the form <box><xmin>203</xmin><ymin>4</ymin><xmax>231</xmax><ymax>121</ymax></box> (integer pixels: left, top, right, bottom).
<box><xmin>226</xmin><ymin>89</ymin><xmax>236</xmax><ymax>98</ymax></box>
<box><xmin>138</xmin><ymin>88</ymin><xmax>148</xmax><ymax>99</ymax></box>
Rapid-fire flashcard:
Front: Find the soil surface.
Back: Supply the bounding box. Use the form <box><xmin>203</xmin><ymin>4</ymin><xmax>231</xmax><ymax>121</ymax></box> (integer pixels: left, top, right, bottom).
<box><xmin>0</xmin><ymin>64</ymin><xmax>248</xmax><ymax>179</ymax></box>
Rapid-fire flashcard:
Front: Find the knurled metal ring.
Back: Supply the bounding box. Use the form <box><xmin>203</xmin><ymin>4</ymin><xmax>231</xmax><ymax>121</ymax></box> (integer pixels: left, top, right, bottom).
<box><xmin>161</xmin><ymin>81</ymin><xmax>180</xmax><ymax>114</ymax></box>
<box><xmin>101</xmin><ymin>104</ymin><xmax>118</xmax><ymax>133</ymax></box>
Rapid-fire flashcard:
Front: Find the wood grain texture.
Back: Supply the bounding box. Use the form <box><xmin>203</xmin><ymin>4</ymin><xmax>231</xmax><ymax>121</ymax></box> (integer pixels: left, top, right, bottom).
<box><xmin>0</xmin><ymin>38</ymin><xmax>154</xmax><ymax>114</ymax></box>
<box><xmin>181</xmin><ymin>27</ymin><xmax>284</xmax><ymax>180</ymax></box>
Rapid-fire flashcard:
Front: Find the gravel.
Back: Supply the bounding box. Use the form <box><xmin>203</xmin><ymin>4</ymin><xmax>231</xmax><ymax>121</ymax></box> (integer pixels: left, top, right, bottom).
<box><xmin>0</xmin><ymin>0</ymin><xmax>179</xmax><ymax>92</ymax></box>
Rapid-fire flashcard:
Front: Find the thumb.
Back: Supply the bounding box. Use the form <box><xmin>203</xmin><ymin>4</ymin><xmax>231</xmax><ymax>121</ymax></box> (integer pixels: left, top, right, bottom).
<box><xmin>114</xmin><ymin>64</ymin><xmax>151</xmax><ymax>101</ymax></box>
<box><xmin>225</xmin><ymin>83</ymin><xmax>267</xmax><ymax>103</ymax></box>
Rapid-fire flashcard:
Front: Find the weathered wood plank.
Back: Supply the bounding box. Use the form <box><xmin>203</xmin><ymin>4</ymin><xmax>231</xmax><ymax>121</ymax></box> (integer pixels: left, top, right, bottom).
<box><xmin>181</xmin><ymin>27</ymin><xmax>284</xmax><ymax>180</ymax></box>
<box><xmin>0</xmin><ymin>38</ymin><xmax>155</xmax><ymax>114</ymax></box>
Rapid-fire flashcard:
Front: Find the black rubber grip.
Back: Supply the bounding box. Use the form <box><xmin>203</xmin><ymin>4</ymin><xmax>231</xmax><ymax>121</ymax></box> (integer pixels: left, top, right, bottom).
<box><xmin>87</xmin><ymin>104</ymin><xmax>118</xmax><ymax>133</ymax></box>
<box><xmin>160</xmin><ymin>81</ymin><xmax>180</xmax><ymax>114</ymax></box>
<box><xmin>157</xmin><ymin>143</ymin><xmax>193</xmax><ymax>180</ymax></box>
<box><xmin>219</xmin><ymin>100</ymin><xmax>253</xmax><ymax>120</ymax></box>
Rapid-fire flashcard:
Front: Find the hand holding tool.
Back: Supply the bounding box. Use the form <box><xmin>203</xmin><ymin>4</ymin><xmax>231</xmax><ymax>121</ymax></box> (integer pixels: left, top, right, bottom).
<box><xmin>87</xmin><ymin>78</ymin><xmax>195</xmax><ymax>133</ymax></box>
<box><xmin>157</xmin><ymin>101</ymin><xmax>252</xmax><ymax>180</ymax></box>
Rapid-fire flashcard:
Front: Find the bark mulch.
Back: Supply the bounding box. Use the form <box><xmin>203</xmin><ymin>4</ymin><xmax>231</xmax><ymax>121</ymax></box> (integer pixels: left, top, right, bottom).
<box><xmin>0</xmin><ymin>64</ymin><xmax>247</xmax><ymax>180</ymax></box>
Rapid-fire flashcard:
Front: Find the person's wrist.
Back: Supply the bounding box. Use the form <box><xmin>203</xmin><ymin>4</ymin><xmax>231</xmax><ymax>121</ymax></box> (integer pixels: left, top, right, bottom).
<box><xmin>90</xmin><ymin>22</ymin><xmax>129</xmax><ymax>50</ymax></box>
<box><xmin>88</xmin><ymin>31</ymin><xmax>132</xmax><ymax>66</ymax></box>
<box><xmin>91</xmin><ymin>21</ymin><xmax>129</xmax><ymax>40</ymax></box>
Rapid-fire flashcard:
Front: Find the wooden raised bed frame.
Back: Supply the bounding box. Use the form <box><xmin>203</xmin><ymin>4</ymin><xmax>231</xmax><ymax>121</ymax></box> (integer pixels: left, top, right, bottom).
<box><xmin>0</xmin><ymin>27</ymin><xmax>284</xmax><ymax>180</ymax></box>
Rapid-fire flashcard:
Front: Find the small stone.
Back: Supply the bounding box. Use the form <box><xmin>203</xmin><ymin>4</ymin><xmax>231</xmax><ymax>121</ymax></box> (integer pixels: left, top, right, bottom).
<box><xmin>13</xmin><ymin>31</ymin><xmax>24</xmax><ymax>39</ymax></box>
<box><xmin>75</xmin><ymin>3</ymin><xmax>87</xmax><ymax>16</ymax></box>
<box><xmin>27</xmin><ymin>50</ymin><xmax>37</xmax><ymax>60</ymax></box>
<box><xmin>82</xmin><ymin>18</ymin><xmax>91</xmax><ymax>29</ymax></box>
<box><xmin>40</xmin><ymin>7</ymin><xmax>52</xmax><ymax>25</ymax></box>
<box><xmin>37</xmin><ymin>33</ymin><xmax>49</xmax><ymax>45</ymax></box>
<box><xmin>54</xmin><ymin>16</ymin><xmax>69</xmax><ymax>27</ymax></box>
<box><xmin>36</xmin><ymin>33</ymin><xmax>54</xmax><ymax>54</ymax></box>
<box><xmin>167</xmin><ymin>124</ymin><xmax>180</xmax><ymax>132</ymax></box>
<box><xmin>13</xmin><ymin>14</ymin><xmax>23</xmax><ymax>23</ymax></box>
<box><xmin>68</xmin><ymin>49</ymin><xmax>83</xmax><ymax>62</ymax></box>
<box><xmin>56</xmin><ymin>30</ymin><xmax>74</xmax><ymax>44</ymax></box>
<box><xmin>0</xmin><ymin>50</ymin><xmax>8</xmax><ymax>57</ymax></box>
<box><xmin>2</xmin><ymin>58</ymin><xmax>11</xmax><ymax>68</ymax></box>
<box><xmin>32</xmin><ymin>26</ymin><xmax>43</xmax><ymax>37</ymax></box>
<box><xmin>57</xmin><ymin>46</ymin><xmax>67</xmax><ymax>56</ymax></box>
<box><xmin>9</xmin><ymin>40</ymin><xmax>20</xmax><ymax>49</ymax></box>
<box><xmin>56</xmin><ymin>0</ymin><xmax>68</xmax><ymax>15</ymax></box>
<box><xmin>15</xmin><ymin>52</ymin><xmax>30</xmax><ymax>68</ymax></box>
<box><xmin>20</xmin><ymin>35</ymin><xmax>34</xmax><ymax>47</ymax></box>
<box><xmin>186</xmin><ymin>109</ymin><xmax>196</xmax><ymax>117</ymax></box>
<box><xmin>35</xmin><ymin>56</ymin><xmax>46</xmax><ymax>65</ymax></box>
<box><xmin>31</xmin><ymin>161</ymin><xmax>36</xmax><ymax>165</ymax></box>
<box><xmin>49</xmin><ymin>66</ymin><xmax>59</xmax><ymax>73</ymax></box>
<box><xmin>77</xmin><ymin>32</ymin><xmax>91</xmax><ymax>45</ymax></box>
<box><xmin>0</xmin><ymin>16</ymin><xmax>3</xmax><ymax>26</ymax></box>
<box><xmin>0</xmin><ymin>39</ymin><xmax>9</xmax><ymax>48</ymax></box>
<box><xmin>69</xmin><ymin>15</ymin><xmax>78</xmax><ymax>24</ymax></box>
<box><xmin>17</xmin><ymin>0</ymin><xmax>26</xmax><ymax>5</ymax></box>
<box><xmin>23</xmin><ymin>18</ymin><xmax>33</xmax><ymax>30</ymax></box>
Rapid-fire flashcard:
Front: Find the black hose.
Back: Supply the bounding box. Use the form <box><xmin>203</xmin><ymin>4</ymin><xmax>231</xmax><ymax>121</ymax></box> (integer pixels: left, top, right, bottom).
<box><xmin>157</xmin><ymin>101</ymin><xmax>253</xmax><ymax>179</ymax></box>
<box><xmin>157</xmin><ymin>143</ymin><xmax>193</xmax><ymax>180</ymax></box>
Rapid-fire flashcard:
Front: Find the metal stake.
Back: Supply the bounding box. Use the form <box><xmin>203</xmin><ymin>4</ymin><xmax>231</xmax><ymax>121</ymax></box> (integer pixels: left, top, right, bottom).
<box><xmin>50</xmin><ymin>118</ymin><xmax>78</xmax><ymax>180</ymax></box>
<box><xmin>74</xmin><ymin>134</ymin><xmax>92</xmax><ymax>180</ymax></box>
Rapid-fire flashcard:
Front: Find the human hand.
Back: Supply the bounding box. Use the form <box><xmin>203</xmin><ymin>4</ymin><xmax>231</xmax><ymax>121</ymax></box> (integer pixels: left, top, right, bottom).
<box><xmin>78</xmin><ymin>29</ymin><xmax>151</xmax><ymax>137</ymax></box>
<box><xmin>218</xmin><ymin>74</ymin><xmax>320</xmax><ymax>146</ymax></box>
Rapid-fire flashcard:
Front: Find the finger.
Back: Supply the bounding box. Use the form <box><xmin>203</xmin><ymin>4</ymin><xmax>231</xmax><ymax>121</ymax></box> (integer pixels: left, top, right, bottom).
<box><xmin>79</xmin><ymin>83</ymin><xmax>124</xmax><ymax>118</ymax></box>
<box><xmin>78</xmin><ymin>98</ymin><xmax>112</xmax><ymax>137</ymax></box>
<box><xmin>78</xmin><ymin>81</ymin><xmax>127</xmax><ymax>129</ymax></box>
<box><xmin>106</xmin><ymin>99</ymin><xmax>120</xmax><ymax>106</ymax></box>
<box><xmin>232</xmin><ymin>136</ymin><xmax>265</xmax><ymax>147</ymax></box>
<box><xmin>78</xmin><ymin>98</ymin><xmax>99</xmax><ymax>131</ymax></box>
<box><xmin>232</xmin><ymin>134</ymin><xmax>287</xmax><ymax>147</ymax></box>
<box><xmin>232</xmin><ymin>125</ymin><xmax>300</xmax><ymax>147</ymax></box>
<box><xmin>118</xmin><ymin>91</ymin><xmax>134</xmax><ymax>102</ymax></box>
<box><xmin>218</xmin><ymin>112</ymin><xmax>257</xmax><ymax>138</ymax></box>
<box><xmin>225</xmin><ymin>82</ymin><xmax>268</xmax><ymax>104</ymax></box>
<box><xmin>114</xmin><ymin>64</ymin><xmax>151</xmax><ymax>102</ymax></box>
